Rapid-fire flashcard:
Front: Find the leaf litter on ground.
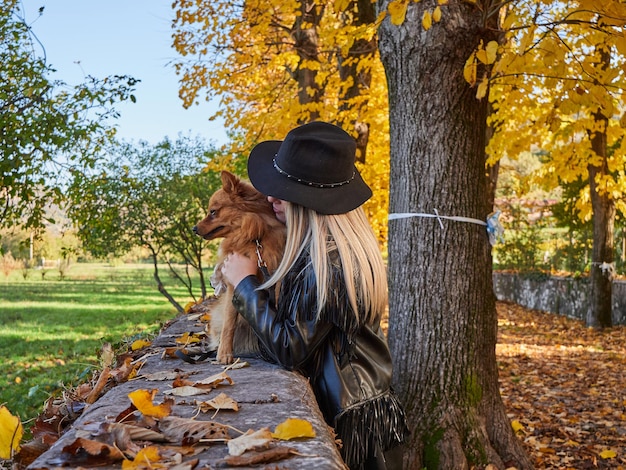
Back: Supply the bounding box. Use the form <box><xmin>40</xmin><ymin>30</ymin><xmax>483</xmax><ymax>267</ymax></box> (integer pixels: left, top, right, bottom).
<box><xmin>5</xmin><ymin>301</ymin><xmax>626</xmax><ymax>468</ymax></box>
<box><xmin>497</xmin><ymin>301</ymin><xmax>626</xmax><ymax>469</ymax></box>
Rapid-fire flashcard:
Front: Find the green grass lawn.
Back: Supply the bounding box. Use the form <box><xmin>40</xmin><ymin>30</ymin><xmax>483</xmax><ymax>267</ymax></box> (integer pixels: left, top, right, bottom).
<box><xmin>0</xmin><ymin>262</ymin><xmax>198</xmax><ymax>427</ymax></box>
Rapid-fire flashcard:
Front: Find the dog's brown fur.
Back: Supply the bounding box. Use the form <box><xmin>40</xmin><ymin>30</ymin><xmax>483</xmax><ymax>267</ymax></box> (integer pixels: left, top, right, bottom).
<box><xmin>194</xmin><ymin>171</ymin><xmax>286</xmax><ymax>364</ymax></box>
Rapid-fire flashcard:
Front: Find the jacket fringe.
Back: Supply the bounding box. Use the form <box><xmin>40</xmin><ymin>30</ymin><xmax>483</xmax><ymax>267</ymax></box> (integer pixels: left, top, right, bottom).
<box><xmin>334</xmin><ymin>390</ymin><xmax>409</xmax><ymax>469</ymax></box>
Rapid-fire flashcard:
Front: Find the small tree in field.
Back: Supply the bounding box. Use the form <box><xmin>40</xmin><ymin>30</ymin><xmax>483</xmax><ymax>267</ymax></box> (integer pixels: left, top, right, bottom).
<box><xmin>0</xmin><ymin>253</ymin><xmax>19</xmax><ymax>279</ymax></box>
<box><xmin>68</xmin><ymin>137</ymin><xmax>224</xmax><ymax>312</ymax></box>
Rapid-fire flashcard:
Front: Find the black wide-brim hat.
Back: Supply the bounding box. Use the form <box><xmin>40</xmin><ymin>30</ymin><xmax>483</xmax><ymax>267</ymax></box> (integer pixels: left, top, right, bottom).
<box><xmin>247</xmin><ymin>121</ymin><xmax>372</xmax><ymax>215</ymax></box>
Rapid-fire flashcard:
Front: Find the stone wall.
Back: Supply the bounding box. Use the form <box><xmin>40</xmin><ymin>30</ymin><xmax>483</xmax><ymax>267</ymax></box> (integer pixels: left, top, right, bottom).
<box><xmin>493</xmin><ymin>272</ymin><xmax>626</xmax><ymax>325</ymax></box>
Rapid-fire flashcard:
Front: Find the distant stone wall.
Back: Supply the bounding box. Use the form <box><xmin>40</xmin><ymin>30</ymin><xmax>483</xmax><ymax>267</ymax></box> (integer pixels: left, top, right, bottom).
<box><xmin>492</xmin><ymin>273</ymin><xmax>626</xmax><ymax>326</ymax></box>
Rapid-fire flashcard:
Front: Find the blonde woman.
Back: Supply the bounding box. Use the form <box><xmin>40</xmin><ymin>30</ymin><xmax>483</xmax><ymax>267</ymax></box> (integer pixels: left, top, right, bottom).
<box><xmin>222</xmin><ymin>121</ymin><xmax>408</xmax><ymax>469</ymax></box>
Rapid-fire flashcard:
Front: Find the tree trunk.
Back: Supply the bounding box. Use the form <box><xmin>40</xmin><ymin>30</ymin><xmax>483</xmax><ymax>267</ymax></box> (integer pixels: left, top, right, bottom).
<box><xmin>292</xmin><ymin>0</ymin><xmax>323</xmax><ymax>122</ymax></box>
<box><xmin>338</xmin><ymin>0</ymin><xmax>377</xmax><ymax>163</ymax></box>
<box><xmin>585</xmin><ymin>45</ymin><xmax>614</xmax><ymax>328</ymax></box>
<box><xmin>378</xmin><ymin>1</ymin><xmax>532</xmax><ymax>468</ymax></box>
<box><xmin>587</xmin><ymin>111</ymin><xmax>615</xmax><ymax>328</ymax></box>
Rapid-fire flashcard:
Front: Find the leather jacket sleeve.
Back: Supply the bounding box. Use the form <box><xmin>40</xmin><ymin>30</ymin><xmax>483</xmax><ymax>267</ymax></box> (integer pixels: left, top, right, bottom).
<box><xmin>232</xmin><ymin>275</ymin><xmax>334</xmax><ymax>370</ymax></box>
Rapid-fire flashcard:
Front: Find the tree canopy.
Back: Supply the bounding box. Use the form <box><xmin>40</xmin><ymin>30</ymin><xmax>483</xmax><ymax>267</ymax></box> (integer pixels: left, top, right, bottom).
<box><xmin>0</xmin><ymin>0</ymin><xmax>137</xmax><ymax>234</ymax></box>
<box><xmin>171</xmin><ymin>0</ymin><xmax>391</xmax><ymax>242</ymax></box>
<box><xmin>171</xmin><ymin>0</ymin><xmax>626</xmax><ymax>326</ymax></box>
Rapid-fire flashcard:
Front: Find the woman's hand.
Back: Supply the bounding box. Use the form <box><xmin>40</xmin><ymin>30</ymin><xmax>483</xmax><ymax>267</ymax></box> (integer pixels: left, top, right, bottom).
<box><xmin>221</xmin><ymin>252</ymin><xmax>258</xmax><ymax>287</ymax></box>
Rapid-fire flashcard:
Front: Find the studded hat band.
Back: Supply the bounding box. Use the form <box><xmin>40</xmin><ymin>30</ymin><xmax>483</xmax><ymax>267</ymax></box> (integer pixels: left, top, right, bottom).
<box><xmin>273</xmin><ymin>157</ymin><xmax>355</xmax><ymax>188</ymax></box>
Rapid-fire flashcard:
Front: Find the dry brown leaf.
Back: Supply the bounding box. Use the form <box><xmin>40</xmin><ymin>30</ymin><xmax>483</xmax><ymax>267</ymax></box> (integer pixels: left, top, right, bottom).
<box><xmin>222</xmin><ymin>361</ymin><xmax>249</xmax><ymax>370</ymax></box>
<box><xmin>194</xmin><ymin>371</ymin><xmax>234</xmax><ymax>388</ymax></box>
<box><xmin>100</xmin><ymin>342</ymin><xmax>116</xmax><ymax>369</ymax></box>
<box><xmin>220</xmin><ymin>445</ymin><xmax>299</xmax><ymax>466</ymax></box>
<box><xmin>227</xmin><ymin>428</ymin><xmax>273</xmax><ymax>456</ymax></box>
<box><xmin>199</xmin><ymin>392</ymin><xmax>239</xmax><ymax>413</ymax></box>
<box><xmin>111</xmin><ymin>356</ymin><xmax>137</xmax><ymax>383</ymax></box>
<box><xmin>108</xmin><ymin>422</ymin><xmax>167</xmax><ymax>443</ymax></box>
<box><xmin>62</xmin><ymin>436</ymin><xmax>125</xmax><ymax>461</ymax></box>
<box><xmin>85</xmin><ymin>366</ymin><xmax>111</xmax><ymax>404</ymax></box>
<box><xmin>141</xmin><ymin>371</ymin><xmax>185</xmax><ymax>381</ymax></box>
<box><xmin>158</xmin><ymin>416</ymin><xmax>231</xmax><ymax>445</ymax></box>
<box><xmin>163</xmin><ymin>385</ymin><xmax>210</xmax><ymax>397</ymax></box>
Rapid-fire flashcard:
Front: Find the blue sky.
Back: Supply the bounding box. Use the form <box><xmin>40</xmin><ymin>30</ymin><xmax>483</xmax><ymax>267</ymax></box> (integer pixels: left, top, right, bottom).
<box><xmin>22</xmin><ymin>0</ymin><xmax>228</xmax><ymax>146</ymax></box>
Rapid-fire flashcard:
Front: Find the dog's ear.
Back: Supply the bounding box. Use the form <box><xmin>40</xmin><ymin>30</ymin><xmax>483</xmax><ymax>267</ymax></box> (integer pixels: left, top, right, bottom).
<box><xmin>221</xmin><ymin>171</ymin><xmax>240</xmax><ymax>194</ymax></box>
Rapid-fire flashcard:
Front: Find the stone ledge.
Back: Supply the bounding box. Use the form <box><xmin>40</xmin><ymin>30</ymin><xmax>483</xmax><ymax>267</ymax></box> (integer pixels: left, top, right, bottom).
<box><xmin>27</xmin><ymin>313</ymin><xmax>346</xmax><ymax>469</ymax></box>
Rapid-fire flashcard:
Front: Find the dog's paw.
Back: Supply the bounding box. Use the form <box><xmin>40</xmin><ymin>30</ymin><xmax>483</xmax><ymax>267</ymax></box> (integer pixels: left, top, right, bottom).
<box><xmin>216</xmin><ymin>344</ymin><xmax>235</xmax><ymax>364</ymax></box>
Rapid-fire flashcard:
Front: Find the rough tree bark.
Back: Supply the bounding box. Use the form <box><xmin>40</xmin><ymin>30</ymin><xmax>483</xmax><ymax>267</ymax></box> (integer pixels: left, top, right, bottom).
<box><xmin>378</xmin><ymin>0</ymin><xmax>533</xmax><ymax>468</ymax></box>
<box><xmin>338</xmin><ymin>0</ymin><xmax>378</xmax><ymax>163</ymax></box>
<box><xmin>586</xmin><ymin>46</ymin><xmax>615</xmax><ymax>329</ymax></box>
<box><xmin>292</xmin><ymin>0</ymin><xmax>323</xmax><ymax>122</ymax></box>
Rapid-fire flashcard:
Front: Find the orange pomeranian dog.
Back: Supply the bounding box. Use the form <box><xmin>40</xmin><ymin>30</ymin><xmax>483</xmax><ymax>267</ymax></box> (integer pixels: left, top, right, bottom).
<box><xmin>193</xmin><ymin>171</ymin><xmax>286</xmax><ymax>364</ymax></box>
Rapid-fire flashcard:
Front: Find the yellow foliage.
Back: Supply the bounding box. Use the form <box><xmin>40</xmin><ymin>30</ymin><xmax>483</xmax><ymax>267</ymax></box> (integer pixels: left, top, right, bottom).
<box><xmin>172</xmin><ymin>0</ymin><xmax>626</xmax><ymax>231</ymax></box>
<box><xmin>463</xmin><ymin>52</ymin><xmax>477</xmax><ymax>86</ymax></box>
<box><xmin>422</xmin><ymin>10</ymin><xmax>432</xmax><ymax>30</ymax></box>
<box><xmin>487</xmin><ymin>1</ymin><xmax>626</xmax><ymax>220</ymax></box>
<box><xmin>433</xmin><ymin>6</ymin><xmax>442</xmax><ymax>23</ymax></box>
<box><xmin>172</xmin><ymin>0</ymin><xmax>391</xmax><ymax>244</ymax></box>
<box><xmin>476</xmin><ymin>77</ymin><xmax>489</xmax><ymax>99</ymax></box>
<box><xmin>388</xmin><ymin>0</ymin><xmax>408</xmax><ymax>26</ymax></box>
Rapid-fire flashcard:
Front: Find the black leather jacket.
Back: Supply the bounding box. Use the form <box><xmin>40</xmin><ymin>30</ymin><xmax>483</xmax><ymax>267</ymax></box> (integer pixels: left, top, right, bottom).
<box><xmin>232</xmin><ymin>250</ymin><xmax>408</xmax><ymax>468</ymax></box>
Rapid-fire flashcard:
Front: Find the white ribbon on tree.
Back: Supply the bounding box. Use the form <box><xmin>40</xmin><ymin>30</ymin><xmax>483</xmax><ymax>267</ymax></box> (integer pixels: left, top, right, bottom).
<box><xmin>388</xmin><ymin>209</ymin><xmax>505</xmax><ymax>246</ymax></box>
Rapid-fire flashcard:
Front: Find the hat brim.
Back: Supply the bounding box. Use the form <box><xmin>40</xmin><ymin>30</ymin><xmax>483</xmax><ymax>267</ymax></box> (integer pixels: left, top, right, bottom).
<box><xmin>247</xmin><ymin>140</ymin><xmax>372</xmax><ymax>215</ymax></box>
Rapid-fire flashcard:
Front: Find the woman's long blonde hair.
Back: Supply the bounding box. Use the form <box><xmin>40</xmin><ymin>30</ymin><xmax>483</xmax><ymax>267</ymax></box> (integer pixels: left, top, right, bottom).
<box><xmin>261</xmin><ymin>201</ymin><xmax>387</xmax><ymax>326</ymax></box>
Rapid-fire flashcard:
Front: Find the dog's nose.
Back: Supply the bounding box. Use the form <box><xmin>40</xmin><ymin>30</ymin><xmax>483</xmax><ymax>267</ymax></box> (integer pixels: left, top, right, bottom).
<box><xmin>192</xmin><ymin>226</ymin><xmax>198</xmax><ymax>234</ymax></box>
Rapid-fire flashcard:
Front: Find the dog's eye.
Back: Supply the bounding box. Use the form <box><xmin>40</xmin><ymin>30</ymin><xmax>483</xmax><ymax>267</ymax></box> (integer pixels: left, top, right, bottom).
<box><xmin>209</xmin><ymin>209</ymin><xmax>217</xmax><ymax>217</ymax></box>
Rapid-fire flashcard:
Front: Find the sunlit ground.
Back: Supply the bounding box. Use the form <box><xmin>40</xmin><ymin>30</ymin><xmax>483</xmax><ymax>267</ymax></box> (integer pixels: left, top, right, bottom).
<box><xmin>497</xmin><ymin>302</ymin><xmax>626</xmax><ymax>469</ymax></box>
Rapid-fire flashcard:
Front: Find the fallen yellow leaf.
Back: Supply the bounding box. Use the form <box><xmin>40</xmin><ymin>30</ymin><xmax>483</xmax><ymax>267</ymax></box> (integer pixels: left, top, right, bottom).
<box><xmin>0</xmin><ymin>406</ymin><xmax>22</xmax><ymax>459</ymax></box>
<box><xmin>600</xmin><ymin>449</ymin><xmax>617</xmax><ymax>459</ymax></box>
<box><xmin>128</xmin><ymin>389</ymin><xmax>173</xmax><ymax>418</ymax></box>
<box><xmin>511</xmin><ymin>419</ymin><xmax>525</xmax><ymax>433</ymax></box>
<box><xmin>272</xmin><ymin>418</ymin><xmax>316</xmax><ymax>440</ymax></box>
<box><xmin>122</xmin><ymin>446</ymin><xmax>164</xmax><ymax>469</ymax></box>
<box><xmin>175</xmin><ymin>332</ymin><xmax>202</xmax><ymax>345</ymax></box>
<box><xmin>131</xmin><ymin>339</ymin><xmax>152</xmax><ymax>351</ymax></box>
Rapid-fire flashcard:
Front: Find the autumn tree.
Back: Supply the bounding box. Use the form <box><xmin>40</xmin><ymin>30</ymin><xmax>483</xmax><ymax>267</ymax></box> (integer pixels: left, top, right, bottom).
<box><xmin>0</xmin><ymin>0</ymin><xmax>137</xmax><ymax>234</ymax></box>
<box><xmin>378</xmin><ymin>0</ymin><xmax>532</xmax><ymax>468</ymax></box>
<box><xmin>487</xmin><ymin>1</ymin><xmax>626</xmax><ymax>327</ymax></box>
<box><xmin>171</xmin><ymin>0</ymin><xmax>391</xmax><ymax>241</ymax></box>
